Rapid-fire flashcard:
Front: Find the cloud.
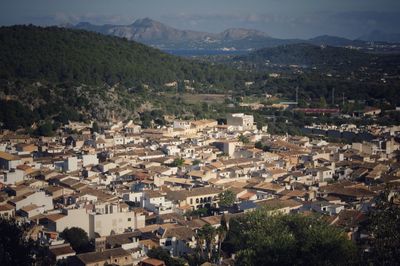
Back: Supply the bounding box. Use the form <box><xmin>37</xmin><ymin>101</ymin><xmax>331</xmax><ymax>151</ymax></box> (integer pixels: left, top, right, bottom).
<box><xmin>25</xmin><ymin>9</ymin><xmax>400</xmax><ymax>39</ymax></box>
<box><xmin>34</xmin><ymin>12</ymin><xmax>135</xmax><ymax>26</ymax></box>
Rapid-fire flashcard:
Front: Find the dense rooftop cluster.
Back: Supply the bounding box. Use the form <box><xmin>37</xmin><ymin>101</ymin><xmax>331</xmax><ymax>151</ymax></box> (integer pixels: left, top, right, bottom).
<box><xmin>0</xmin><ymin>113</ymin><xmax>400</xmax><ymax>265</ymax></box>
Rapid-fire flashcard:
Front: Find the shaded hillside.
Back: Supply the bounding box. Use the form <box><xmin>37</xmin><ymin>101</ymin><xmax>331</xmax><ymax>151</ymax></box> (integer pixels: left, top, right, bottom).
<box><xmin>235</xmin><ymin>43</ymin><xmax>375</xmax><ymax>67</ymax></box>
<box><xmin>358</xmin><ymin>30</ymin><xmax>400</xmax><ymax>43</ymax></box>
<box><xmin>0</xmin><ymin>25</ymin><xmax>243</xmax><ymax>88</ymax></box>
<box><xmin>0</xmin><ymin>25</ymin><xmax>251</xmax><ymax>132</ymax></box>
<box><xmin>307</xmin><ymin>35</ymin><xmax>365</xmax><ymax>47</ymax></box>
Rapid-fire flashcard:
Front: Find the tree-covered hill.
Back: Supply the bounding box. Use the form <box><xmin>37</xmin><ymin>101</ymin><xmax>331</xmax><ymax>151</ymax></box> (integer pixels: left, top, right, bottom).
<box><xmin>0</xmin><ymin>25</ymin><xmax>255</xmax><ymax>132</ymax></box>
<box><xmin>235</xmin><ymin>43</ymin><xmax>376</xmax><ymax>68</ymax></box>
<box><xmin>0</xmin><ymin>25</ymin><xmax>244</xmax><ymax>88</ymax></box>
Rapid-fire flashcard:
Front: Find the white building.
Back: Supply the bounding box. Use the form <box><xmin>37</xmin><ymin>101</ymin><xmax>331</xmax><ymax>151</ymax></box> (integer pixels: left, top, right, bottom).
<box><xmin>41</xmin><ymin>205</ymin><xmax>145</xmax><ymax>239</ymax></box>
<box><xmin>9</xmin><ymin>190</ymin><xmax>53</xmax><ymax>211</ymax></box>
<box><xmin>91</xmin><ymin>203</ymin><xmax>145</xmax><ymax>237</ymax></box>
<box><xmin>0</xmin><ymin>169</ymin><xmax>24</xmax><ymax>185</ymax></box>
<box><xmin>226</xmin><ymin>113</ymin><xmax>256</xmax><ymax>130</ymax></box>
<box><xmin>0</xmin><ymin>151</ymin><xmax>21</xmax><ymax>170</ymax></box>
<box><xmin>173</xmin><ymin>120</ymin><xmax>191</xmax><ymax>130</ymax></box>
<box><xmin>142</xmin><ymin>191</ymin><xmax>173</xmax><ymax>215</ymax></box>
<box><xmin>82</xmin><ymin>154</ymin><xmax>99</xmax><ymax>167</ymax></box>
<box><xmin>64</xmin><ymin>157</ymin><xmax>78</xmax><ymax>172</ymax></box>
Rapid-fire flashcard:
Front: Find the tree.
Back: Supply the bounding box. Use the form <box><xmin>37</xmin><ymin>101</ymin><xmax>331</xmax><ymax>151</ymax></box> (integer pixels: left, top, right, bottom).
<box><xmin>171</xmin><ymin>157</ymin><xmax>185</xmax><ymax>168</ymax></box>
<box><xmin>217</xmin><ymin>215</ymin><xmax>228</xmax><ymax>261</ymax></box>
<box><xmin>36</xmin><ymin>121</ymin><xmax>54</xmax><ymax>136</ymax></box>
<box><xmin>60</xmin><ymin>227</ymin><xmax>92</xmax><ymax>254</ymax></box>
<box><xmin>364</xmin><ymin>190</ymin><xmax>400</xmax><ymax>265</ymax></box>
<box><xmin>255</xmin><ymin>141</ymin><xmax>263</xmax><ymax>150</ymax></box>
<box><xmin>147</xmin><ymin>247</ymin><xmax>186</xmax><ymax>266</ymax></box>
<box><xmin>187</xmin><ymin>207</ymin><xmax>210</xmax><ymax>218</ymax></box>
<box><xmin>224</xmin><ymin>209</ymin><xmax>357</xmax><ymax>265</ymax></box>
<box><xmin>91</xmin><ymin>121</ymin><xmax>99</xmax><ymax>133</ymax></box>
<box><xmin>317</xmin><ymin>96</ymin><xmax>327</xmax><ymax>108</ymax></box>
<box><xmin>192</xmin><ymin>159</ymin><xmax>201</xmax><ymax>166</ymax></box>
<box><xmin>0</xmin><ymin>218</ymin><xmax>36</xmax><ymax>265</ymax></box>
<box><xmin>219</xmin><ymin>190</ymin><xmax>236</xmax><ymax>208</ymax></box>
<box><xmin>238</xmin><ymin>134</ymin><xmax>250</xmax><ymax>144</ymax></box>
<box><xmin>197</xmin><ymin>224</ymin><xmax>217</xmax><ymax>262</ymax></box>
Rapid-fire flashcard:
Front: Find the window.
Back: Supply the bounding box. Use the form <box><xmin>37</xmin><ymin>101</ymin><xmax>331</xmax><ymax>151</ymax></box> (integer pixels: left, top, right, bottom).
<box><xmin>128</xmin><ymin>218</ymin><xmax>131</xmax><ymax>222</ymax></box>
<box><xmin>165</xmin><ymin>240</ymin><xmax>172</xmax><ymax>246</ymax></box>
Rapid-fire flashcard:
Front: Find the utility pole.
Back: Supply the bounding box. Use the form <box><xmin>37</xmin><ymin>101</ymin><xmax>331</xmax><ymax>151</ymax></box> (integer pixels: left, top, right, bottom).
<box><xmin>342</xmin><ymin>93</ymin><xmax>345</xmax><ymax>106</ymax></box>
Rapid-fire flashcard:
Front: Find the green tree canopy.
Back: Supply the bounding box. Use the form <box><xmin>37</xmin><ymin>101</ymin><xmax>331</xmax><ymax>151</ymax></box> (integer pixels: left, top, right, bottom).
<box><xmin>147</xmin><ymin>247</ymin><xmax>186</xmax><ymax>266</ymax></box>
<box><xmin>219</xmin><ymin>190</ymin><xmax>236</xmax><ymax>208</ymax></box>
<box><xmin>171</xmin><ymin>157</ymin><xmax>185</xmax><ymax>167</ymax></box>
<box><xmin>364</xmin><ymin>191</ymin><xmax>400</xmax><ymax>265</ymax></box>
<box><xmin>238</xmin><ymin>134</ymin><xmax>250</xmax><ymax>144</ymax></box>
<box><xmin>224</xmin><ymin>209</ymin><xmax>357</xmax><ymax>265</ymax></box>
<box><xmin>91</xmin><ymin>121</ymin><xmax>99</xmax><ymax>133</ymax></box>
<box><xmin>0</xmin><ymin>218</ymin><xmax>37</xmax><ymax>265</ymax></box>
<box><xmin>60</xmin><ymin>227</ymin><xmax>92</xmax><ymax>254</ymax></box>
<box><xmin>35</xmin><ymin>120</ymin><xmax>54</xmax><ymax>137</ymax></box>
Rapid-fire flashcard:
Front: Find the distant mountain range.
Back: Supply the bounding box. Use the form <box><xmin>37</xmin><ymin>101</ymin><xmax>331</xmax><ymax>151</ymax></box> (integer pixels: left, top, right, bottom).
<box><xmin>67</xmin><ymin>18</ymin><xmax>371</xmax><ymax>51</ymax></box>
<box><xmin>357</xmin><ymin>30</ymin><xmax>400</xmax><ymax>43</ymax></box>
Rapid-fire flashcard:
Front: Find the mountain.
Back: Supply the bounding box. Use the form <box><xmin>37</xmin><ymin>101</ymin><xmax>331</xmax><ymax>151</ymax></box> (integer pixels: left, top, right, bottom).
<box><xmin>69</xmin><ymin>18</ymin><xmax>372</xmax><ymax>51</ymax></box>
<box><xmin>73</xmin><ymin>18</ymin><xmax>212</xmax><ymax>43</ymax></box>
<box><xmin>234</xmin><ymin>43</ymin><xmax>375</xmax><ymax>68</ymax></box>
<box><xmin>0</xmin><ymin>25</ymin><xmax>243</xmax><ymax>86</ymax></box>
<box><xmin>218</xmin><ymin>28</ymin><xmax>269</xmax><ymax>40</ymax></box>
<box><xmin>358</xmin><ymin>30</ymin><xmax>400</xmax><ymax>43</ymax></box>
<box><xmin>307</xmin><ymin>35</ymin><xmax>364</xmax><ymax>47</ymax></box>
<box><xmin>69</xmin><ymin>18</ymin><xmax>300</xmax><ymax>50</ymax></box>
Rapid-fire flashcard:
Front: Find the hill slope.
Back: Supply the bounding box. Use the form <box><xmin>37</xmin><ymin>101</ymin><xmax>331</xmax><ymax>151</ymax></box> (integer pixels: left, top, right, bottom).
<box><xmin>235</xmin><ymin>43</ymin><xmax>374</xmax><ymax>67</ymax></box>
<box><xmin>0</xmin><ymin>25</ymin><xmax>249</xmax><ymax>131</ymax></box>
<box><xmin>0</xmin><ymin>25</ymin><xmax>242</xmax><ymax>87</ymax></box>
<box><xmin>358</xmin><ymin>30</ymin><xmax>400</xmax><ymax>43</ymax></box>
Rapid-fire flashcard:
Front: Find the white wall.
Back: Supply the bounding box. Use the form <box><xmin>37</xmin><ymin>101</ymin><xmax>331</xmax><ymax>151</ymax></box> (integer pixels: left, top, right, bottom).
<box><xmin>57</xmin><ymin>209</ymin><xmax>91</xmax><ymax>237</ymax></box>
<box><xmin>1</xmin><ymin>169</ymin><xmax>24</xmax><ymax>185</ymax></box>
<box><xmin>14</xmin><ymin>191</ymin><xmax>53</xmax><ymax>211</ymax></box>
<box><xmin>64</xmin><ymin>157</ymin><xmax>78</xmax><ymax>172</ymax></box>
<box><xmin>82</xmin><ymin>154</ymin><xmax>99</xmax><ymax>167</ymax></box>
<box><xmin>92</xmin><ymin>211</ymin><xmax>145</xmax><ymax>237</ymax></box>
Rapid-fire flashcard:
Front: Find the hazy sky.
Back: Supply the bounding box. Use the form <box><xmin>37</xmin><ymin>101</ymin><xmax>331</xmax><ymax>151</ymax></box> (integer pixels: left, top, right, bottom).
<box><xmin>1</xmin><ymin>0</ymin><xmax>400</xmax><ymax>39</ymax></box>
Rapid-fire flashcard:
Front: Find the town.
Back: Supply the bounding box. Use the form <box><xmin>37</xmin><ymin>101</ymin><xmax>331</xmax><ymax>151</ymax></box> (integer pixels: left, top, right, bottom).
<box><xmin>1</xmin><ymin>111</ymin><xmax>399</xmax><ymax>265</ymax></box>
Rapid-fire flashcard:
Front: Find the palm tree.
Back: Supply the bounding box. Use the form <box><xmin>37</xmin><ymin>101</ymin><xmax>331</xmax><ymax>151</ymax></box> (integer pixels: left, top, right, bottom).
<box><xmin>216</xmin><ymin>214</ymin><xmax>228</xmax><ymax>262</ymax></box>
<box><xmin>198</xmin><ymin>224</ymin><xmax>217</xmax><ymax>261</ymax></box>
<box><xmin>195</xmin><ymin>228</ymin><xmax>206</xmax><ymax>260</ymax></box>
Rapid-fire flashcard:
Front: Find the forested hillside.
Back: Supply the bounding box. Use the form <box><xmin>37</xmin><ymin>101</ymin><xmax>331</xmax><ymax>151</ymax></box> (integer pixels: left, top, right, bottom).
<box><xmin>0</xmin><ymin>25</ymin><xmax>245</xmax><ymax>88</ymax></box>
<box><xmin>235</xmin><ymin>43</ymin><xmax>375</xmax><ymax>67</ymax></box>
<box><xmin>0</xmin><ymin>25</ymin><xmax>251</xmax><ymax>132</ymax></box>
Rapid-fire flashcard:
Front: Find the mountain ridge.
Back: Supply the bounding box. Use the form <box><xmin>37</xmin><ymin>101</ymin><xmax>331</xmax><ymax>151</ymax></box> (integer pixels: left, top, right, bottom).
<box><xmin>358</xmin><ymin>29</ymin><xmax>400</xmax><ymax>43</ymax></box>
<box><xmin>69</xmin><ymin>18</ymin><xmax>365</xmax><ymax>50</ymax></box>
<box><xmin>69</xmin><ymin>18</ymin><xmax>400</xmax><ymax>51</ymax></box>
